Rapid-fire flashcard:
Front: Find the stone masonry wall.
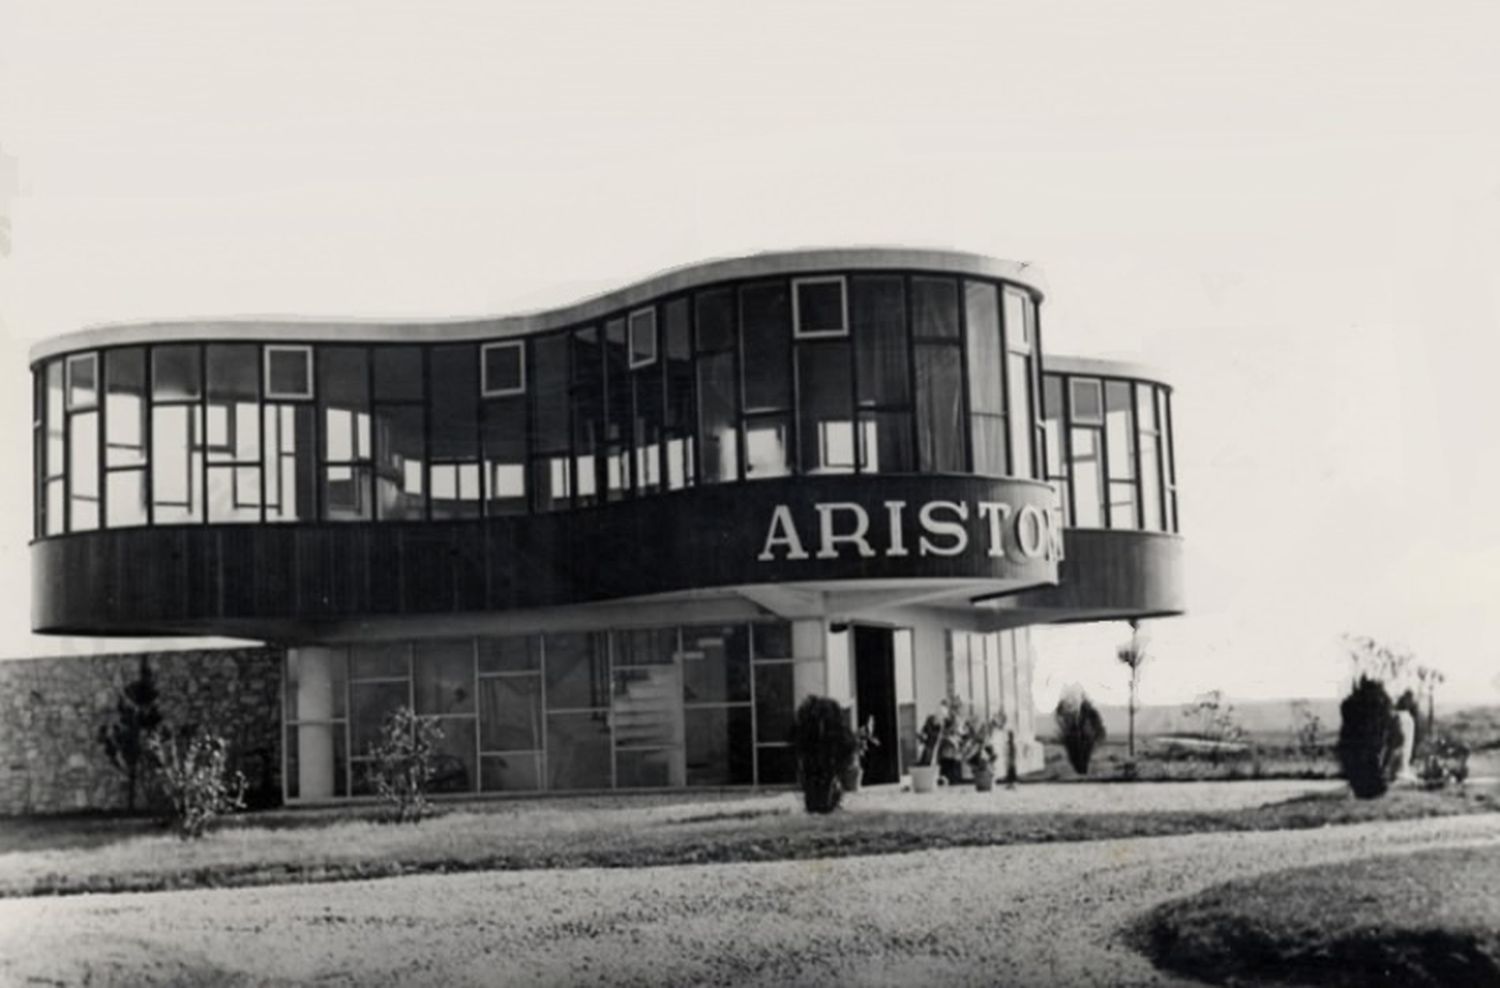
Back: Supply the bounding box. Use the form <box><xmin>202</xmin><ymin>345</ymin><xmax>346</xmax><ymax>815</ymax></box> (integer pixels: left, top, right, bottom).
<box><xmin>0</xmin><ymin>647</ymin><xmax>283</xmax><ymax>816</ymax></box>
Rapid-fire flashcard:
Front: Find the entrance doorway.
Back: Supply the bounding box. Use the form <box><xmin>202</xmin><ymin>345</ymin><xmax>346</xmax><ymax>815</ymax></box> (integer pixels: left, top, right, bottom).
<box><xmin>853</xmin><ymin>625</ymin><xmax>901</xmax><ymax>785</ymax></box>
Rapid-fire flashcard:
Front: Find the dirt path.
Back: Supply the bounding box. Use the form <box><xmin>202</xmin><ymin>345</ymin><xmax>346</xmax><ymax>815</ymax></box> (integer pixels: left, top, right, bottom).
<box><xmin>3</xmin><ymin>813</ymin><xmax>1497</xmax><ymax>987</ymax></box>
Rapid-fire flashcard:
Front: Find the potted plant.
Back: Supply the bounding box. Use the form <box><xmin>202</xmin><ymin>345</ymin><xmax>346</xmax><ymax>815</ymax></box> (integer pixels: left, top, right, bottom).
<box><xmin>840</xmin><ymin>716</ymin><xmax>879</xmax><ymax>793</ymax></box>
<box><xmin>911</xmin><ymin>714</ymin><xmax>945</xmax><ymax>793</ymax></box>
<box><xmin>960</xmin><ymin>713</ymin><xmax>1007</xmax><ymax>792</ymax></box>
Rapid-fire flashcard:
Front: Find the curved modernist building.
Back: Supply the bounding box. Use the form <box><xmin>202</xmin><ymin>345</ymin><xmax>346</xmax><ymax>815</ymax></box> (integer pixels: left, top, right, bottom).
<box><xmin>30</xmin><ymin>248</ymin><xmax>1182</xmax><ymax>800</ymax></box>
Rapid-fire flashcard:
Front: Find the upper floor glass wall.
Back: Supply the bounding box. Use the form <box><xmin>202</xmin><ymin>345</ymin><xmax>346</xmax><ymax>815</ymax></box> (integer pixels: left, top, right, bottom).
<box><xmin>1039</xmin><ymin>370</ymin><xmax>1178</xmax><ymax>533</ymax></box>
<box><xmin>31</xmin><ymin>270</ymin><xmax>1044</xmax><ymax>537</ymax></box>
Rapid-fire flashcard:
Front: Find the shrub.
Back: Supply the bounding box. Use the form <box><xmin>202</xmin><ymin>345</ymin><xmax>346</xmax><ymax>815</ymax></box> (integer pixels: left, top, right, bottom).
<box><xmin>1337</xmin><ymin>676</ymin><xmax>1404</xmax><ymax>799</ymax></box>
<box><xmin>96</xmin><ymin>655</ymin><xmax>164</xmax><ymax>812</ymax></box>
<box><xmin>792</xmin><ymin>696</ymin><xmax>857</xmax><ymax>814</ymax></box>
<box><xmin>1417</xmin><ymin>736</ymin><xmax>1470</xmax><ymax>790</ymax></box>
<box><xmin>1291</xmin><ymin>701</ymin><xmax>1323</xmax><ymax>762</ymax></box>
<box><xmin>1055</xmin><ymin>690</ymin><xmax>1106</xmax><ymax>776</ymax></box>
<box><xmin>145</xmin><ymin>728</ymin><xmax>247</xmax><ymax>839</ymax></box>
<box><xmin>367</xmin><ymin>706</ymin><xmax>445</xmax><ymax>823</ymax></box>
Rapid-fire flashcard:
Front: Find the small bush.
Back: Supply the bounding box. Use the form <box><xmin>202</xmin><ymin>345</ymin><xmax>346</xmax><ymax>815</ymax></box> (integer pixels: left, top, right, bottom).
<box><xmin>792</xmin><ymin>696</ymin><xmax>857</xmax><ymax>814</ymax></box>
<box><xmin>367</xmin><ymin>706</ymin><xmax>445</xmax><ymax>823</ymax></box>
<box><xmin>145</xmin><ymin>728</ymin><xmax>247</xmax><ymax>839</ymax></box>
<box><xmin>1418</xmin><ymin>736</ymin><xmax>1470</xmax><ymax>790</ymax></box>
<box><xmin>1055</xmin><ymin>691</ymin><xmax>1106</xmax><ymax>776</ymax></box>
<box><xmin>1337</xmin><ymin>676</ymin><xmax>1403</xmax><ymax>799</ymax></box>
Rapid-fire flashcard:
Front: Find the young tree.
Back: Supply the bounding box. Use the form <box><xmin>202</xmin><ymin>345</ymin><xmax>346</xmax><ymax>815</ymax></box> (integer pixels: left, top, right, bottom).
<box><xmin>1116</xmin><ymin>621</ymin><xmax>1148</xmax><ymax>758</ymax></box>
<box><xmin>367</xmin><ymin>706</ymin><xmax>445</xmax><ymax>823</ymax></box>
<box><xmin>95</xmin><ymin>656</ymin><xmax>164</xmax><ymax>811</ymax></box>
<box><xmin>146</xmin><ymin>727</ymin><xmax>247</xmax><ymax>839</ymax></box>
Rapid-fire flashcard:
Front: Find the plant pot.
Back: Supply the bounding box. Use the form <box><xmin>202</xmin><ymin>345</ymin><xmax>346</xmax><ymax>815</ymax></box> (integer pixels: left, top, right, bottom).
<box><xmin>839</xmin><ymin>763</ymin><xmax>862</xmax><ymax>793</ymax></box>
<box><xmin>972</xmin><ymin>766</ymin><xmax>995</xmax><ymax>792</ymax></box>
<box><xmin>910</xmin><ymin>764</ymin><xmax>940</xmax><ymax>793</ymax></box>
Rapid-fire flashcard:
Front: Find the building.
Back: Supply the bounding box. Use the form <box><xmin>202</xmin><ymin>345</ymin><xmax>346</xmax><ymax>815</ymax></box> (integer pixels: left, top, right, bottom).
<box><xmin>27</xmin><ymin>248</ymin><xmax>1182</xmax><ymax>804</ymax></box>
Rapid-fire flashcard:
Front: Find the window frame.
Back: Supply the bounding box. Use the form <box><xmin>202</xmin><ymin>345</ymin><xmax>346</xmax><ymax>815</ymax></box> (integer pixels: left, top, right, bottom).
<box><xmin>627</xmin><ymin>308</ymin><xmax>658</xmax><ymax>370</ymax></box>
<box><xmin>264</xmin><ymin>345</ymin><xmax>315</xmax><ymax>401</ymax></box>
<box><xmin>65</xmin><ymin>352</ymin><xmax>99</xmax><ymax>412</ymax></box>
<box><xmin>791</xmin><ymin>275</ymin><xmax>849</xmax><ymax>340</ymax></box>
<box><xmin>481</xmin><ymin>341</ymin><xmax>527</xmax><ymax>398</ymax></box>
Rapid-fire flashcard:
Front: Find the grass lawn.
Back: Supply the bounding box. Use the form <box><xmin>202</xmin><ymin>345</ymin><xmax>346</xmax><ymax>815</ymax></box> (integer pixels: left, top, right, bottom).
<box><xmin>1132</xmin><ymin>843</ymin><xmax>1500</xmax><ymax>987</ymax></box>
<box><xmin>2</xmin><ymin>783</ymin><xmax>1495</xmax><ymax>898</ymax></box>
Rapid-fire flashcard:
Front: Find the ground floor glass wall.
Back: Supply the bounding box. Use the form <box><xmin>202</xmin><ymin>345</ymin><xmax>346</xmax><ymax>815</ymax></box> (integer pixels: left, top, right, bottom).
<box><xmin>283</xmin><ymin>621</ymin><xmax>799</xmax><ymax>800</ymax></box>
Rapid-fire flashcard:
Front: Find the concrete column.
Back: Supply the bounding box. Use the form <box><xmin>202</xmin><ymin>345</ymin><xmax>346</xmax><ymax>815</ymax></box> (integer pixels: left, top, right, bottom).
<box><xmin>293</xmin><ymin>646</ymin><xmax>340</xmax><ymax>800</ymax></box>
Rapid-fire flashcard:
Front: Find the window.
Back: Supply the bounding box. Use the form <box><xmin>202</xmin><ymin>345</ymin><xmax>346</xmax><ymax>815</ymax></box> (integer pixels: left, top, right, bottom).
<box><xmin>265</xmin><ymin>346</ymin><xmax>313</xmax><ymax>400</ymax></box>
<box><xmin>151</xmin><ymin>345</ymin><xmax>204</xmax><ymax>524</ymax></box>
<box><xmin>965</xmin><ymin>281</ymin><xmax>1006</xmax><ymax>477</ymax></box>
<box><xmin>104</xmin><ymin>348</ymin><xmax>149</xmax><ymax>528</ymax></box>
<box><xmin>66</xmin><ymin>353</ymin><xmax>99</xmax><ymax>411</ymax></box>
<box><xmin>740</xmin><ymin>281</ymin><xmax>791</xmax><ymax>413</ymax></box>
<box><xmin>792</xmin><ymin>276</ymin><xmax>848</xmax><ymax>338</ymax></box>
<box><xmin>1070</xmin><ymin>378</ymin><xmax>1102</xmax><ymax>425</ymax></box>
<box><xmin>481</xmin><ymin>341</ymin><xmax>525</xmax><ymax>397</ymax></box>
<box><xmin>206</xmin><ymin>344</ymin><xmax>263</xmax><ymax>523</ymax></box>
<box><xmin>318</xmin><ymin>347</ymin><xmax>372</xmax><ymax>522</ymax></box>
<box><xmin>1105</xmin><ymin>381</ymin><xmax>1136</xmax><ymax>528</ymax></box>
<box><xmin>429</xmin><ymin>345</ymin><xmax>481</xmax><ymax>519</ymax></box>
<box><xmin>797</xmin><ymin>343</ymin><xmax>853</xmax><ymax>474</ymax></box>
<box><xmin>628</xmin><ymin>308</ymin><xmax>657</xmax><ymax>368</ymax></box>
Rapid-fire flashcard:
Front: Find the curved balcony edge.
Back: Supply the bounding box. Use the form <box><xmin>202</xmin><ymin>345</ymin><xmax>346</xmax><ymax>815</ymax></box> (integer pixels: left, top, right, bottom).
<box><xmin>978</xmin><ymin>528</ymin><xmax>1185</xmax><ymax>625</ymax></box>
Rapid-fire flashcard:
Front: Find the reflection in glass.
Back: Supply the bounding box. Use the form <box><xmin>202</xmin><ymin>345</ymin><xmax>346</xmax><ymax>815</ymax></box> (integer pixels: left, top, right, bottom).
<box><xmin>152</xmin><ymin>345</ymin><xmax>201</xmax><ymax>401</ymax></box>
<box><xmin>1138</xmin><ymin>385</ymin><xmax>1162</xmax><ymax>531</ymax></box>
<box><xmin>375</xmin><ymin>403</ymin><xmax>426</xmax><ymax>520</ymax></box>
<box><xmin>744</xmin><ymin>416</ymin><xmax>790</xmax><ymax>479</ymax></box>
<box><xmin>544</xmin><ymin>632</ymin><xmax>608</xmax><ymax>710</ymax></box>
<box><xmin>264</xmin><ymin>404</ymin><xmax>317</xmax><ymax>522</ymax></box>
<box><xmin>681</xmin><ymin>624</ymin><xmax>751</xmax><ymax>704</ymax></box>
<box><xmin>546</xmin><ymin>711</ymin><xmax>611</xmax><ymax>789</ymax></box>
<box><xmin>612</xmin><ymin>665</ymin><xmax>683</xmax><ymax>749</ymax></box>
<box><xmin>479</xmin><ymin>677</ymin><xmax>543</xmax><ymax>751</ymax></box>
<box><xmin>414</xmin><ymin>640</ymin><xmax>475</xmax><ymax>716</ymax></box>
<box><xmin>685</xmin><ymin>707</ymin><xmax>753</xmax><ymax>786</ymax></box>
<box><xmin>697</xmin><ymin>351</ymin><xmax>738</xmax><ymax>483</ymax></box>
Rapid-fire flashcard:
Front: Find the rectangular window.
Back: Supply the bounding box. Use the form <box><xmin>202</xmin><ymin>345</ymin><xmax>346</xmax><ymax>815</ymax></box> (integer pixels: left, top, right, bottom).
<box><xmin>744</xmin><ymin>414</ymin><xmax>790</xmax><ymax>479</ymax></box>
<box><xmin>965</xmin><ymin>281</ymin><xmax>1005</xmax><ymax>477</ymax></box>
<box><xmin>662</xmin><ymin>297</ymin><xmax>696</xmax><ymax>491</ymax></box>
<box><xmin>697</xmin><ymin>350</ymin><xmax>738</xmax><ymax>483</ymax></box>
<box><xmin>1070</xmin><ymin>378</ymin><xmax>1103</xmax><ymax>425</ymax></box>
<box><xmin>628</xmin><ymin>308</ymin><xmax>657</xmax><ymax>368</ymax></box>
<box><xmin>1007</xmin><ymin>351</ymin><xmax>1034</xmax><ymax>479</ymax></box>
<box><xmin>792</xmin><ymin>276</ymin><xmax>848</xmax><ymax>338</ymax></box>
<box><xmin>1071</xmin><ymin>427</ymin><xmax>1105</xmax><ymax>527</ymax></box>
<box><xmin>265</xmin><ymin>346</ymin><xmax>313</xmax><ymax>400</ymax></box>
<box><xmin>430</xmin><ymin>345</ymin><xmax>481</xmax><ymax>519</ymax></box>
<box><xmin>69</xmin><ymin>411</ymin><xmax>100</xmax><ymax>531</ymax></box>
<box><xmin>1003</xmin><ymin>288</ymin><xmax>1032</xmax><ymax>352</ymax></box>
<box><xmin>66</xmin><ymin>353</ymin><xmax>99</xmax><ymax>411</ymax></box>
<box><xmin>915</xmin><ymin>345</ymin><xmax>965</xmax><ymax>473</ymax></box>
<box><xmin>482</xmin><ymin>341</ymin><xmax>525</xmax><ymax>397</ymax></box>
<box><xmin>104</xmin><ymin>348</ymin><xmax>148</xmax><ymax>468</ymax></box>
<box><xmin>797</xmin><ymin>343</ymin><xmax>853</xmax><ymax>474</ymax></box>
<box><xmin>740</xmin><ymin>281</ymin><xmax>792</xmax><ymax>412</ymax></box>
<box><xmin>852</xmin><ymin>275</ymin><xmax>909</xmax><ymax>406</ymax></box>
<box><xmin>482</xmin><ymin>395</ymin><xmax>526</xmax><ymax>515</ymax></box>
<box><xmin>375</xmin><ymin>403</ymin><xmax>426</xmax><ymax>520</ymax></box>
<box><xmin>1138</xmin><ymin>384</ymin><xmax>1163</xmax><ymax>531</ymax></box>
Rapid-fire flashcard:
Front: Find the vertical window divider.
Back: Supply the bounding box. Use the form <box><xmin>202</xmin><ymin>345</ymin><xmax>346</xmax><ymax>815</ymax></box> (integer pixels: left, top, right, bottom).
<box><xmin>538</xmin><ymin>635</ymin><xmax>549</xmax><ymax>791</ymax></box>
<box><xmin>848</xmin><ymin>277</ymin><xmax>863</xmax><ymax>474</ymax></box>
<box><xmin>1132</xmin><ymin>380</ymin><xmax>1146</xmax><ymax>531</ymax></box>
<box><xmin>1061</xmin><ymin>373</ymin><xmax>1076</xmax><ymax>525</ymax></box>
<box><xmin>1165</xmin><ymin>388</ymin><xmax>1179</xmax><ymax>531</ymax></box>
<box><xmin>956</xmin><ymin>279</ymin><xmax>974</xmax><ymax>475</ymax></box>
<box><xmin>732</xmin><ymin>287</ymin><xmax>747</xmax><ymax>482</ymax></box>
<box><xmin>903</xmin><ymin>275</ymin><xmax>919</xmax><ymax>475</ymax></box>
<box><xmin>420</xmin><ymin>347</ymin><xmax>432</xmax><ymax>522</ymax></box>
<box><xmin>198</xmin><ymin>345</ymin><xmax>208</xmax><ymax>526</ymax></box>
<box><xmin>786</xmin><ymin>279</ymin><xmax>800</xmax><ymax>474</ymax></box>
<box><xmin>365</xmin><ymin>346</ymin><xmax>377</xmax><ymax>525</ymax></box>
<box><xmin>97</xmin><ymin>349</ymin><xmax>108</xmax><ymax>528</ymax></box>
<box><xmin>998</xmin><ymin>283</ymin><xmax>1014</xmax><ymax>478</ymax></box>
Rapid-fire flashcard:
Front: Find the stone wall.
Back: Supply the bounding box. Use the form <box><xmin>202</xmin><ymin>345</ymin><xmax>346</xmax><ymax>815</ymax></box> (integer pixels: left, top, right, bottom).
<box><xmin>0</xmin><ymin>647</ymin><xmax>283</xmax><ymax>816</ymax></box>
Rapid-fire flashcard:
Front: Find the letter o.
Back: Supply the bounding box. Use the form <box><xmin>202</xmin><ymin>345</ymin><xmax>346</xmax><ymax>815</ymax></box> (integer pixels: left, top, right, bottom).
<box><xmin>1015</xmin><ymin>504</ymin><xmax>1048</xmax><ymax>559</ymax></box>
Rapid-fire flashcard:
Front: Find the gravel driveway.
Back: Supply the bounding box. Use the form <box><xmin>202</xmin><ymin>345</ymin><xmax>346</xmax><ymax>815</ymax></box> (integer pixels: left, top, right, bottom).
<box><xmin>2</xmin><ymin>812</ymin><xmax>1496</xmax><ymax>987</ymax></box>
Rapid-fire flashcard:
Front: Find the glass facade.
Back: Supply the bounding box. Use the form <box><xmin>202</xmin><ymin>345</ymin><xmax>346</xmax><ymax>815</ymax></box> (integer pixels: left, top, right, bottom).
<box><xmin>283</xmin><ymin>621</ymin><xmax>793</xmax><ymax>799</ymax></box>
<box><xmin>1039</xmin><ymin>370</ymin><xmax>1179</xmax><ymax>533</ymax></box>
<box><xmin>32</xmin><ymin>270</ymin><xmax>1046</xmax><ymax>536</ymax></box>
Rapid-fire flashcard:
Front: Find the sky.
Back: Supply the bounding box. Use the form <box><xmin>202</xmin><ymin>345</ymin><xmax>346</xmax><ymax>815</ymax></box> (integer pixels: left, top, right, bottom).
<box><xmin>1</xmin><ymin>1</ymin><xmax>1497</xmax><ymax>708</ymax></box>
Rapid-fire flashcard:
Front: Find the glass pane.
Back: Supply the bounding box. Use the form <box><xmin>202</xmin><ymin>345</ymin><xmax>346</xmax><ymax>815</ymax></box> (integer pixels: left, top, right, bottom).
<box><xmin>629</xmin><ymin>309</ymin><xmax>656</xmax><ymax>366</ymax></box>
<box><xmin>744</xmin><ymin>415</ymin><xmax>789</xmax><ymax>479</ymax></box>
<box><xmin>971</xmin><ymin>413</ymin><xmax>1007</xmax><ymax>478</ymax></box>
<box><xmin>67</xmin><ymin>354</ymin><xmax>98</xmax><ymax>410</ymax></box>
<box><xmin>479</xmin><ymin>635</ymin><xmax>540</xmax><ymax>673</ymax></box>
<box><xmin>69</xmin><ymin>412</ymin><xmax>99</xmax><ymax>531</ymax></box>
<box><xmin>632</xmin><ymin>358</ymin><xmax>663</xmax><ymax>496</ymax></box>
<box><xmin>45</xmin><ymin>479</ymin><xmax>65</xmax><ymax>536</ymax></box>
<box><xmin>752</xmin><ymin>621</ymin><xmax>792</xmax><ymax>660</ymax></box>
<box><xmin>1041</xmin><ymin>376</ymin><xmax>1064</xmax><ymax>477</ymax></box>
<box><xmin>105</xmin><ymin>348</ymin><xmax>147</xmax><ymax>468</ymax></box>
<box><xmin>964</xmin><ymin>281</ymin><xmax>1003</xmax><ymax>415</ymax></box>
<box><xmin>741</xmin><ymin>281</ymin><xmax>791</xmax><ymax>412</ymax></box>
<box><xmin>682</xmin><ymin>624</ymin><xmax>751</xmax><ymax>704</ymax></box>
<box><xmin>1070</xmin><ymin>378</ymin><xmax>1102</xmax><ymax>424</ymax></box>
<box><xmin>351</xmin><ymin>642</ymin><xmax>408</xmax><ymax>679</ymax></box>
<box><xmin>414</xmin><ymin>640</ymin><xmax>475</xmax><ymax>715</ymax></box>
<box><xmin>428</xmin><ymin>718</ymin><xmax>475</xmax><ymax>794</ymax></box>
<box><xmin>479</xmin><ymin>676</ymin><xmax>543</xmax><ymax>751</ymax></box>
<box><xmin>1008</xmin><ymin>352</ymin><xmax>1034</xmax><ymax>478</ymax></box>
<box><xmin>529</xmin><ymin>333</ymin><xmax>570</xmax><ymax>454</ymax></box>
<box><xmin>795</xmin><ymin>279</ymin><xmax>845</xmax><ymax>335</ymax></box>
<box><xmin>152</xmin><ymin>345</ymin><xmax>201</xmax><ymax>401</ymax></box>
<box><xmin>430</xmin><ymin>463</ymin><xmax>480</xmax><ymax>519</ymax></box>
<box><xmin>1139</xmin><ymin>426</ymin><xmax>1162</xmax><ymax>532</ymax></box>
<box><xmin>613</xmin><ymin>665</ymin><xmax>683</xmax><ymax>749</ymax></box>
<box><xmin>375</xmin><ymin>403</ymin><xmax>426</xmax><ymax>520</ymax></box>
<box><xmin>1110</xmin><ymin>480</ymin><xmax>1139</xmax><ymax>529</ymax></box>
<box><xmin>151</xmin><ymin>405</ymin><xmax>202</xmax><ymax>523</ymax></box>
<box><xmin>484</xmin><ymin>342</ymin><xmax>524</xmax><ymax>393</ymax></box>
<box><xmin>915</xmin><ymin>345</ymin><xmax>964</xmax><ymax>472</ymax></box>
<box><xmin>208</xmin><ymin>464</ymin><xmax>262</xmax><ymax>522</ymax></box>
<box><xmin>911</xmin><ymin>277</ymin><xmax>959</xmax><ymax>339</ymax></box>
<box><xmin>571</xmin><ymin>328</ymin><xmax>602</xmax><ymax>504</ymax></box>
<box><xmin>1071</xmin><ymin>427</ymin><xmax>1104</xmax><ymax>527</ymax></box>
<box><xmin>546</xmin><ymin>711</ymin><xmax>612</xmax><ymax>789</ymax></box>
<box><xmin>264</xmin><ymin>404</ymin><xmax>317</xmax><ymax>522</ymax></box>
<box><xmin>1106</xmin><ymin>381</ymin><xmax>1135</xmax><ymax>481</ymax></box>
<box><xmin>797</xmin><ymin>344</ymin><xmax>853</xmax><ymax>474</ymax></box>
<box><xmin>482</xmin><ymin>394</ymin><xmax>526</xmax><ymax>515</ymax></box>
<box><xmin>207</xmin><ymin>344</ymin><xmax>259</xmax><ymax>404</ymax></box>
<box><xmin>603</xmin><ymin>319</ymin><xmax>631</xmax><ymax>499</ymax></box>
<box><xmin>323</xmin><ymin>464</ymin><xmax>373</xmax><ymax>521</ymax></box>
<box><xmin>530</xmin><ymin>456</ymin><xmax>570</xmax><ymax>512</ymax></box>
<box><xmin>859</xmin><ymin>410</ymin><xmax>913</xmax><ymax>473</ymax></box>
<box><xmin>613</xmin><ymin>628</ymin><xmax>678</xmax><ymax>666</ymax></box>
<box><xmin>685</xmin><ymin>707</ymin><xmax>753</xmax><ymax>786</ymax></box>
<box><xmin>373</xmin><ymin>345</ymin><xmax>423</xmax><ymax>401</ymax></box>
<box><xmin>616</xmin><ymin>749</ymin><xmax>684</xmax><ymax>789</ymax></box>
<box><xmin>351</xmin><ymin>681</ymin><xmax>407</xmax><ymax>757</ymax></box>
<box><xmin>45</xmin><ymin>361</ymin><xmax>64</xmax><ymax>476</ymax></box>
<box><xmin>757</xmin><ymin>745</ymin><xmax>796</xmax><ymax>785</ymax></box>
<box><xmin>852</xmin><ymin>275</ymin><xmax>909</xmax><ymax>405</ymax></box>
<box><xmin>266</xmin><ymin>348</ymin><xmax>311</xmax><ymax>397</ymax></box>
<box><xmin>430</xmin><ymin>345</ymin><xmax>478</xmax><ymax>461</ymax></box>
<box><xmin>754</xmin><ymin>663</ymin><xmax>796</xmax><ymax>746</ymax></box>
<box><xmin>1003</xmin><ymin>288</ymin><xmax>1031</xmax><ymax>351</ymax></box>
<box><xmin>544</xmin><ymin>632</ymin><xmax>608</xmax><ymax>710</ymax></box>
<box><xmin>697</xmin><ymin>351</ymin><xmax>738</xmax><ymax>483</ymax></box>
<box><xmin>695</xmin><ymin>287</ymin><xmax>735</xmax><ymax>353</ymax></box>
<box><xmin>106</xmin><ymin>469</ymin><xmax>147</xmax><ymax>528</ymax></box>
<box><xmin>481</xmin><ymin>753</ymin><xmax>541</xmax><ymax>792</ymax></box>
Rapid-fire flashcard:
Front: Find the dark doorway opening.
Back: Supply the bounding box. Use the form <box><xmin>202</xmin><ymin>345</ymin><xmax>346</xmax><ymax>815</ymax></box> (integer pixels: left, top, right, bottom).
<box><xmin>853</xmin><ymin>625</ymin><xmax>901</xmax><ymax>785</ymax></box>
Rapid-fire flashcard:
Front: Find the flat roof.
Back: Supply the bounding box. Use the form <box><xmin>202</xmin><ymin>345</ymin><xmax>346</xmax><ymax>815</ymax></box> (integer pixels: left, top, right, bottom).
<box><xmin>30</xmin><ymin>247</ymin><xmax>1046</xmax><ymax>364</ymax></box>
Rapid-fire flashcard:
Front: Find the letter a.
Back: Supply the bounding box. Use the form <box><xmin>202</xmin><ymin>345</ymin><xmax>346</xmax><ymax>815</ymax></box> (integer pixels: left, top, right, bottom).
<box><xmin>757</xmin><ymin>505</ymin><xmax>811</xmax><ymax>561</ymax></box>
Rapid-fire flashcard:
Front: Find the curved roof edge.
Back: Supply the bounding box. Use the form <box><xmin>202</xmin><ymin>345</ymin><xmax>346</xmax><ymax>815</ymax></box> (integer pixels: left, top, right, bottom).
<box><xmin>1043</xmin><ymin>353</ymin><xmax>1174</xmax><ymax>386</ymax></box>
<box><xmin>30</xmin><ymin>247</ymin><xmax>1045</xmax><ymax>364</ymax></box>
